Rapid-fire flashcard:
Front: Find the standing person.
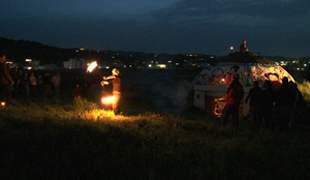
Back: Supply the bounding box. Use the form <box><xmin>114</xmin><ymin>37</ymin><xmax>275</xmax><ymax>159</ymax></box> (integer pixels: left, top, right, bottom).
<box><xmin>29</xmin><ymin>72</ymin><xmax>37</xmax><ymax>97</ymax></box>
<box><xmin>20</xmin><ymin>72</ymin><xmax>30</xmax><ymax>97</ymax></box>
<box><xmin>0</xmin><ymin>55</ymin><xmax>14</xmax><ymax>105</ymax></box>
<box><xmin>245</xmin><ymin>81</ymin><xmax>264</xmax><ymax>130</ymax></box>
<box><xmin>239</xmin><ymin>40</ymin><xmax>249</xmax><ymax>54</ymax></box>
<box><xmin>73</xmin><ymin>76</ymin><xmax>81</xmax><ymax>99</ymax></box>
<box><xmin>51</xmin><ymin>72</ymin><xmax>61</xmax><ymax>97</ymax></box>
<box><xmin>101</xmin><ymin>68</ymin><xmax>122</xmax><ymax>115</ymax></box>
<box><xmin>261</xmin><ymin>80</ymin><xmax>276</xmax><ymax>130</ymax></box>
<box><xmin>274</xmin><ymin>77</ymin><xmax>296</xmax><ymax>132</ymax></box>
<box><xmin>12</xmin><ymin>66</ymin><xmax>21</xmax><ymax>98</ymax></box>
<box><xmin>221</xmin><ymin>73</ymin><xmax>244</xmax><ymax>131</ymax></box>
<box><xmin>37</xmin><ymin>74</ymin><xmax>43</xmax><ymax>96</ymax></box>
<box><xmin>289</xmin><ymin>81</ymin><xmax>306</xmax><ymax>129</ymax></box>
<box><xmin>43</xmin><ymin>72</ymin><xmax>52</xmax><ymax>97</ymax></box>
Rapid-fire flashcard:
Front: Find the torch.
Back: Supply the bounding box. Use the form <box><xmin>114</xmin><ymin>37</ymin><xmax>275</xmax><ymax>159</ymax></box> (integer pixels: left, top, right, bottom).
<box><xmin>100</xmin><ymin>80</ymin><xmax>116</xmax><ymax>105</ymax></box>
<box><xmin>86</xmin><ymin>61</ymin><xmax>98</xmax><ymax>73</ymax></box>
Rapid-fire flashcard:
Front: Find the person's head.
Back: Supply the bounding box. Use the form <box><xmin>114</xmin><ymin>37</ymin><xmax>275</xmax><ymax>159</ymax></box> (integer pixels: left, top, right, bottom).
<box><xmin>253</xmin><ymin>81</ymin><xmax>259</xmax><ymax>87</ymax></box>
<box><xmin>282</xmin><ymin>77</ymin><xmax>288</xmax><ymax>84</ymax></box>
<box><xmin>232</xmin><ymin>73</ymin><xmax>240</xmax><ymax>81</ymax></box>
<box><xmin>0</xmin><ymin>55</ymin><xmax>6</xmax><ymax>63</ymax></box>
<box><xmin>112</xmin><ymin>68</ymin><xmax>119</xmax><ymax>76</ymax></box>
<box><xmin>243</xmin><ymin>40</ymin><xmax>247</xmax><ymax>45</ymax></box>
<box><xmin>289</xmin><ymin>81</ymin><xmax>297</xmax><ymax>88</ymax></box>
<box><xmin>263</xmin><ymin>80</ymin><xmax>272</xmax><ymax>89</ymax></box>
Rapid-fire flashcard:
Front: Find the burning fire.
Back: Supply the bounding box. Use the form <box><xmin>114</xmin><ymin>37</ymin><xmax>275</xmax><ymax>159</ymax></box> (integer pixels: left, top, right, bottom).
<box><xmin>87</xmin><ymin>61</ymin><xmax>98</xmax><ymax>73</ymax></box>
<box><xmin>101</xmin><ymin>96</ymin><xmax>116</xmax><ymax>104</ymax></box>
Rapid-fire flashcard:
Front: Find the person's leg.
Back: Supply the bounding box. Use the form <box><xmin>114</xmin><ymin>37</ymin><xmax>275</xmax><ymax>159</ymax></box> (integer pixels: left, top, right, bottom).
<box><xmin>231</xmin><ymin>105</ymin><xmax>240</xmax><ymax>130</ymax></box>
<box><xmin>221</xmin><ymin>104</ymin><xmax>232</xmax><ymax>127</ymax></box>
<box><xmin>112</xmin><ymin>94</ymin><xmax>121</xmax><ymax>115</ymax></box>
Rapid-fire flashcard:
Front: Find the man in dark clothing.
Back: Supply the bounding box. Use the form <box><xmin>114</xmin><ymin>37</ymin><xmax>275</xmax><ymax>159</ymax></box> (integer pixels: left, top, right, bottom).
<box><xmin>245</xmin><ymin>81</ymin><xmax>264</xmax><ymax>130</ymax></box>
<box><xmin>274</xmin><ymin>77</ymin><xmax>296</xmax><ymax>131</ymax></box>
<box><xmin>262</xmin><ymin>80</ymin><xmax>276</xmax><ymax>130</ymax></box>
<box><xmin>0</xmin><ymin>55</ymin><xmax>14</xmax><ymax>104</ymax></box>
<box><xmin>101</xmin><ymin>68</ymin><xmax>122</xmax><ymax>115</ymax></box>
<box><xmin>221</xmin><ymin>73</ymin><xmax>244</xmax><ymax>130</ymax></box>
<box><xmin>289</xmin><ymin>81</ymin><xmax>306</xmax><ymax>129</ymax></box>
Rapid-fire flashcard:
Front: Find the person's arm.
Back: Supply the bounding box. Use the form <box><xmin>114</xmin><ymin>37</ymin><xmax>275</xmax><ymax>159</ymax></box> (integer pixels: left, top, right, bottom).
<box><xmin>103</xmin><ymin>75</ymin><xmax>115</xmax><ymax>80</ymax></box>
<box><xmin>100</xmin><ymin>80</ymin><xmax>109</xmax><ymax>86</ymax></box>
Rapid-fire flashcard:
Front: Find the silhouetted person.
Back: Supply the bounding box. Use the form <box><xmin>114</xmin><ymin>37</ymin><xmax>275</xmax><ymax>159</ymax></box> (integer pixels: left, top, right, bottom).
<box><xmin>51</xmin><ymin>72</ymin><xmax>61</xmax><ymax>97</ymax></box>
<box><xmin>0</xmin><ymin>55</ymin><xmax>14</xmax><ymax>105</ymax></box>
<box><xmin>261</xmin><ymin>80</ymin><xmax>276</xmax><ymax>130</ymax></box>
<box><xmin>239</xmin><ymin>40</ymin><xmax>249</xmax><ymax>54</ymax></box>
<box><xmin>245</xmin><ymin>81</ymin><xmax>264</xmax><ymax>130</ymax></box>
<box><xmin>20</xmin><ymin>72</ymin><xmax>30</xmax><ymax>97</ymax></box>
<box><xmin>289</xmin><ymin>81</ymin><xmax>306</xmax><ymax>129</ymax></box>
<box><xmin>11</xmin><ymin>66</ymin><xmax>21</xmax><ymax>98</ymax></box>
<box><xmin>221</xmin><ymin>73</ymin><xmax>244</xmax><ymax>131</ymax></box>
<box><xmin>43</xmin><ymin>72</ymin><xmax>52</xmax><ymax>97</ymax></box>
<box><xmin>29</xmin><ymin>72</ymin><xmax>38</xmax><ymax>97</ymax></box>
<box><xmin>73</xmin><ymin>76</ymin><xmax>81</xmax><ymax>99</ymax></box>
<box><xmin>274</xmin><ymin>77</ymin><xmax>296</xmax><ymax>131</ymax></box>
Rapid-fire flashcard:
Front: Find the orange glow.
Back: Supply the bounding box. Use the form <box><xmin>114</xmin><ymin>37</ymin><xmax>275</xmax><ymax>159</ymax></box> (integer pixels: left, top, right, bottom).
<box><xmin>87</xmin><ymin>61</ymin><xmax>98</xmax><ymax>73</ymax></box>
<box><xmin>101</xmin><ymin>96</ymin><xmax>116</xmax><ymax>104</ymax></box>
<box><xmin>221</xmin><ymin>78</ymin><xmax>225</xmax><ymax>82</ymax></box>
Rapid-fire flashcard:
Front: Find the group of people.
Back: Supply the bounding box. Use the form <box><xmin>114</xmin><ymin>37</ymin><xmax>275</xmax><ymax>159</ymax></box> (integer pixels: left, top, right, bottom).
<box><xmin>1</xmin><ymin>54</ymin><xmax>122</xmax><ymax>115</ymax></box>
<box><xmin>221</xmin><ymin>72</ymin><xmax>306</xmax><ymax>132</ymax></box>
<box><xmin>0</xmin><ymin>55</ymin><xmax>61</xmax><ymax>105</ymax></box>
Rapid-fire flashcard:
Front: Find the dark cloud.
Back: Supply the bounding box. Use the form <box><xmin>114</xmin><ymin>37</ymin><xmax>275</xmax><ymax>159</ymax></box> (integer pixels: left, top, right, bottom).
<box><xmin>1</xmin><ymin>0</ymin><xmax>310</xmax><ymax>57</ymax></box>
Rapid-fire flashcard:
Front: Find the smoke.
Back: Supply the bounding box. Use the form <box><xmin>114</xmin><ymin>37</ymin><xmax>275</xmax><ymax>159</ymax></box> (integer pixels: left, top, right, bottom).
<box><xmin>151</xmin><ymin>79</ymin><xmax>192</xmax><ymax>115</ymax></box>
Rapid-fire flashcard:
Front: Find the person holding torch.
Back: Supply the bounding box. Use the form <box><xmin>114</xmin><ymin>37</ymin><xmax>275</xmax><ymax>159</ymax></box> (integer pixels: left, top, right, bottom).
<box><xmin>101</xmin><ymin>68</ymin><xmax>122</xmax><ymax>115</ymax></box>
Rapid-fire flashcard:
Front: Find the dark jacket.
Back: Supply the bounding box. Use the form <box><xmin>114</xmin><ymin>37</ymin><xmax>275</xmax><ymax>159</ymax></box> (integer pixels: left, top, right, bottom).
<box><xmin>245</xmin><ymin>86</ymin><xmax>264</xmax><ymax>108</ymax></box>
<box><xmin>275</xmin><ymin>83</ymin><xmax>296</xmax><ymax>107</ymax></box>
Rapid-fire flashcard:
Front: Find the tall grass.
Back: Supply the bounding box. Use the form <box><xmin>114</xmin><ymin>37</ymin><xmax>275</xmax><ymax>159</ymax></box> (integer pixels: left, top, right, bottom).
<box><xmin>298</xmin><ymin>81</ymin><xmax>310</xmax><ymax>103</ymax></box>
<box><xmin>1</xmin><ymin>97</ymin><xmax>310</xmax><ymax>180</ymax></box>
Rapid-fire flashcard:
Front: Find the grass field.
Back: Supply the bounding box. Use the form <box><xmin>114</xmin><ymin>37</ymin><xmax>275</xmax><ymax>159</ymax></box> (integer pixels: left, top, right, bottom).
<box><xmin>1</xmin><ymin>69</ymin><xmax>310</xmax><ymax>180</ymax></box>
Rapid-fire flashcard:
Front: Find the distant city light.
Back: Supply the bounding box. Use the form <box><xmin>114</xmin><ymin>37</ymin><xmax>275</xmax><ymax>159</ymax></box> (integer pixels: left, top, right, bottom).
<box><xmin>156</xmin><ymin>64</ymin><xmax>166</xmax><ymax>69</ymax></box>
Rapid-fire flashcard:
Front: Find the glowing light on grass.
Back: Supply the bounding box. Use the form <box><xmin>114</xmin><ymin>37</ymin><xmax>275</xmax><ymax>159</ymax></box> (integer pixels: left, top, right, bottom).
<box><xmin>87</xmin><ymin>61</ymin><xmax>98</xmax><ymax>73</ymax></box>
<box><xmin>1</xmin><ymin>102</ymin><xmax>5</xmax><ymax>108</ymax></box>
<box><xmin>82</xmin><ymin>109</ymin><xmax>131</xmax><ymax>121</ymax></box>
<box><xmin>101</xmin><ymin>96</ymin><xmax>116</xmax><ymax>104</ymax></box>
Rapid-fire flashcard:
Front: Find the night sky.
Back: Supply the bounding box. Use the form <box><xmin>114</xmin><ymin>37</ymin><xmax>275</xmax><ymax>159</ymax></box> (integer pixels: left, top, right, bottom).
<box><xmin>1</xmin><ymin>0</ymin><xmax>310</xmax><ymax>58</ymax></box>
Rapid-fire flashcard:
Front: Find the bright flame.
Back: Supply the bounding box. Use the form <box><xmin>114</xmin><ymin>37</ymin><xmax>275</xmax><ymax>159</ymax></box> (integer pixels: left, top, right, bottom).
<box><xmin>101</xmin><ymin>96</ymin><xmax>116</xmax><ymax>104</ymax></box>
<box><xmin>1</xmin><ymin>102</ymin><xmax>5</xmax><ymax>107</ymax></box>
<box><xmin>87</xmin><ymin>61</ymin><xmax>98</xmax><ymax>73</ymax></box>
